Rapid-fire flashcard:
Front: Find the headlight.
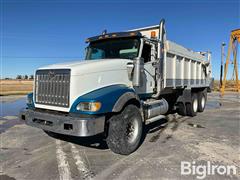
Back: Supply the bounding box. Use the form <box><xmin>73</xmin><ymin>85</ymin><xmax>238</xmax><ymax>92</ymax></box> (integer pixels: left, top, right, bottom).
<box><xmin>76</xmin><ymin>102</ymin><xmax>101</xmax><ymax>112</ymax></box>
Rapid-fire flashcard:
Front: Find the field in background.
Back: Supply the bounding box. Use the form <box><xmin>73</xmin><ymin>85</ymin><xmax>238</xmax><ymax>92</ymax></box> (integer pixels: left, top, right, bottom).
<box><xmin>0</xmin><ymin>80</ymin><xmax>33</xmax><ymax>96</ymax></box>
<box><xmin>0</xmin><ymin>79</ymin><xmax>239</xmax><ymax>96</ymax></box>
<box><xmin>213</xmin><ymin>80</ymin><xmax>240</xmax><ymax>92</ymax></box>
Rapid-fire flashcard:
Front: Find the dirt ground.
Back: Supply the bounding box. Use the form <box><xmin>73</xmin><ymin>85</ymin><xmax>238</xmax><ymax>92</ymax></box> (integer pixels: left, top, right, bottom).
<box><xmin>0</xmin><ymin>92</ymin><xmax>239</xmax><ymax>180</ymax></box>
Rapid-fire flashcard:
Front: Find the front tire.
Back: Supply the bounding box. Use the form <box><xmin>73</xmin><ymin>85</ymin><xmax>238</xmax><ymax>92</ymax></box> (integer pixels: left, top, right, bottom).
<box><xmin>106</xmin><ymin>105</ymin><xmax>143</xmax><ymax>155</ymax></box>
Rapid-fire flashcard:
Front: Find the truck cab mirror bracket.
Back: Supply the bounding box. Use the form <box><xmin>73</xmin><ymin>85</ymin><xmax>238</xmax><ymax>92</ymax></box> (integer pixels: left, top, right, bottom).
<box><xmin>126</xmin><ymin>62</ymin><xmax>134</xmax><ymax>80</ymax></box>
<box><xmin>132</xmin><ymin>57</ymin><xmax>144</xmax><ymax>87</ymax></box>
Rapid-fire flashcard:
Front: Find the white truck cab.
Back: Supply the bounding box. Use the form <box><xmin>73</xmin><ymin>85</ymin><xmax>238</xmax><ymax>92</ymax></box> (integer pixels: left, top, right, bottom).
<box><xmin>20</xmin><ymin>19</ymin><xmax>213</xmax><ymax>155</ymax></box>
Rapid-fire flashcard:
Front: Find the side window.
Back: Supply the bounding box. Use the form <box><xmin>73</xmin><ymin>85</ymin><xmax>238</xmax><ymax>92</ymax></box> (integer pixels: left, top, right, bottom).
<box><xmin>141</xmin><ymin>44</ymin><xmax>151</xmax><ymax>63</ymax></box>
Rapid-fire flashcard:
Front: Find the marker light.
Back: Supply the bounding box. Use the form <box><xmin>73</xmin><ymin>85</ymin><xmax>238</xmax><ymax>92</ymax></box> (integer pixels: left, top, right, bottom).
<box><xmin>151</xmin><ymin>31</ymin><xmax>156</xmax><ymax>38</ymax></box>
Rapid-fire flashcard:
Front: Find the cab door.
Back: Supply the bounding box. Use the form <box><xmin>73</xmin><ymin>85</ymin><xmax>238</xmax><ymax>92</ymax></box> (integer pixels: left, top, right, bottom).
<box><xmin>135</xmin><ymin>42</ymin><xmax>156</xmax><ymax>97</ymax></box>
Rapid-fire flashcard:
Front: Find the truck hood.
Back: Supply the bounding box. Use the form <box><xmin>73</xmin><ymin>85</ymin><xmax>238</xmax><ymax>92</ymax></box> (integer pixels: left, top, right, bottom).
<box><xmin>38</xmin><ymin>59</ymin><xmax>132</xmax><ymax>76</ymax></box>
<box><xmin>35</xmin><ymin>58</ymin><xmax>133</xmax><ymax>112</ymax></box>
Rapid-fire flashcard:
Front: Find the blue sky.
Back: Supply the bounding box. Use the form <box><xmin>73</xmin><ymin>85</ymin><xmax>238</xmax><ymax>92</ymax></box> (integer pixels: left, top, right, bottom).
<box><xmin>1</xmin><ymin>0</ymin><xmax>239</xmax><ymax>79</ymax></box>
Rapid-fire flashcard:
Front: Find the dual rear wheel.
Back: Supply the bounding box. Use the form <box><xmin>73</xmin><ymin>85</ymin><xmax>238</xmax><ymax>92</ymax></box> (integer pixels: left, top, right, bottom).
<box><xmin>178</xmin><ymin>91</ymin><xmax>206</xmax><ymax>117</ymax></box>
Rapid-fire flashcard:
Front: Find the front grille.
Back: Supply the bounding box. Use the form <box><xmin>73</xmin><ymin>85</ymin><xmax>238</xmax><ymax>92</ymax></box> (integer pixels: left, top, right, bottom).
<box><xmin>35</xmin><ymin>69</ymin><xmax>70</xmax><ymax>107</ymax></box>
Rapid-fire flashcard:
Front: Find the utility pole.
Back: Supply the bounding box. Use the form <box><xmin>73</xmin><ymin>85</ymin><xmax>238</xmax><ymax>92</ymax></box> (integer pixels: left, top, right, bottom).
<box><xmin>220</xmin><ymin>42</ymin><xmax>225</xmax><ymax>88</ymax></box>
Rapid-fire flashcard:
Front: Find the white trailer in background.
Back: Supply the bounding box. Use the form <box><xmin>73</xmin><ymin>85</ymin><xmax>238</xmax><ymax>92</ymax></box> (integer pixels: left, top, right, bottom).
<box><xmin>20</xmin><ymin>19</ymin><xmax>213</xmax><ymax>155</ymax></box>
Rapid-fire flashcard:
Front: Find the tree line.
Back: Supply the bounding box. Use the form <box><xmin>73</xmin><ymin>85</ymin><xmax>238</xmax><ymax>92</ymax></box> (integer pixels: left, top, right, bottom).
<box><xmin>4</xmin><ymin>75</ymin><xmax>34</xmax><ymax>80</ymax></box>
<box><xmin>16</xmin><ymin>75</ymin><xmax>34</xmax><ymax>80</ymax></box>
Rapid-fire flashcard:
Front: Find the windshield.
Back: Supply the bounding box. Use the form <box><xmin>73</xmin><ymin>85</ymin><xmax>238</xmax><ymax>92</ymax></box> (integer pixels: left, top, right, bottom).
<box><xmin>85</xmin><ymin>38</ymin><xmax>140</xmax><ymax>60</ymax></box>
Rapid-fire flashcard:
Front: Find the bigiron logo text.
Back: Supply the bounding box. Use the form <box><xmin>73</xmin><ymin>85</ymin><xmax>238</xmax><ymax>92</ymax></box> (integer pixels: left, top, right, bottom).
<box><xmin>181</xmin><ymin>161</ymin><xmax>237</xmax><ymax>179</ymax></box>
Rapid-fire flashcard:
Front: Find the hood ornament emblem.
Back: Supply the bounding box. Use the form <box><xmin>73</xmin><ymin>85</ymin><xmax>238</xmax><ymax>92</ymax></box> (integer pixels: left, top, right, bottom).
<box><xmin>48</xmin><ymin>70</ymin><xmax>56</xmax><ymax>79</ymax></box>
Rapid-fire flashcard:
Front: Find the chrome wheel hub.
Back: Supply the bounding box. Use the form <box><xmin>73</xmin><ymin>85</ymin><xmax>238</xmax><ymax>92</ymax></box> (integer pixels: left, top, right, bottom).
<box><xmin>126</xmin><ymin>118</ymin><xmax>139</xmax><ymax>144</ymax></box>
<box><xmin>193</xmin><ymin>98</ymin><xmax>198</xmax><ymax>112</ymax></box>
<box><xmin>201</xmin><ymin>96</ymin><xmax>205</xmax><ymax>108</ymax></box>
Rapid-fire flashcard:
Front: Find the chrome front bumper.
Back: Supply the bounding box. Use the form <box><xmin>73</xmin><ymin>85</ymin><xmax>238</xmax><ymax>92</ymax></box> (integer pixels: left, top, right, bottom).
<box><xmin>19</xmin><ymin>109</ymin><xmax>105</xmax><ymax>137</ymax></box>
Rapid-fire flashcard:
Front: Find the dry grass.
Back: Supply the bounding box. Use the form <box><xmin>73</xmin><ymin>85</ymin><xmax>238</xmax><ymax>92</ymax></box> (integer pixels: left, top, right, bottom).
<box><xmin>0</xmin><ymin>79</ymin><xmax>238</xmax><ymax>96</ymax></box>
<box><xmin>0</xmin><ymin>80</ymin><xmax>33</xmax><ymax>96</ymax></box>
<box><xmin>213</xmin><ymin>80</ymin><xmax>240</xmax><ymax>92</ymax></box>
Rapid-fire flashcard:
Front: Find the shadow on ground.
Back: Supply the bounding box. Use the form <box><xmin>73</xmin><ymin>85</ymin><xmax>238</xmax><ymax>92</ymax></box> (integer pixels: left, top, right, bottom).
<box><xmin>45</xmin><ymin>113</ymin><xmax>192</xmax><ymax>150</ymax></box>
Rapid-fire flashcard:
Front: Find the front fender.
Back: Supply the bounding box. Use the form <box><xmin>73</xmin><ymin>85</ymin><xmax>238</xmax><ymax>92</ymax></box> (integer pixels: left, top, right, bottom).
<box><xmin>70</xmin><ymin>84</ymin><xmax>137</xmax><ymax>114</ymax></box>
<box><xmin>112</xmin><ymin>92</ymin><xmax>140</xmax><ymax>112</ymax></box>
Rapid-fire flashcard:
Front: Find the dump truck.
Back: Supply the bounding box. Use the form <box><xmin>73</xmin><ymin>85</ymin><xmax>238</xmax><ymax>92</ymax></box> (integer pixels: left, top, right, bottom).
<box><xmin>20</xmin><ymin>19</ymin><xmax>213</xmax><ymax>155</ymax></box>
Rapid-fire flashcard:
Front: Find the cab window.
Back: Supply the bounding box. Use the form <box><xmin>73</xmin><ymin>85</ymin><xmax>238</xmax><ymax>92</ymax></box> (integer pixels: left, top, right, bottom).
<box><xmin>141</xmin><ymin>43</ymin><xmax>151</xmax><ymax>63</ymax></box>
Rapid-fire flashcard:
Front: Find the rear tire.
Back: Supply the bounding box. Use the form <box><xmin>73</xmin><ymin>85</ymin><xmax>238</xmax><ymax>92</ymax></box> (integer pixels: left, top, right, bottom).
<box><xmin>198</xmin><ymin>92</ymin><xmax>206</xmax><ymax>112</ymax></box>
<box><xmin>106</xmin><ymin>105</ymin><xmax>143</xmax><ymax>155</ymax></box>
<box><xmin>186</xmin><ymin>93</ymin><xmax>198</xmax><ymax>117</ymax></box>
<box><xmin>177</xmin><ymin>102</ymin><xmax>186</xmax><ymax>116</ymax></box>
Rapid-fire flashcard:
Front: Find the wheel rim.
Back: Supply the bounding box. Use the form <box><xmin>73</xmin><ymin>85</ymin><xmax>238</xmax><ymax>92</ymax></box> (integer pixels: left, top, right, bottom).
<box><xmin>126</xmin><ymin>118</ymin><xmax>139</xmax><ymax>144</ymax></box>
<box><xmin>201</xmin><ymin>96</ymin><xmax>205</xmax><ymax>108</ymax></box>
<box><xmin>193</xmin><ymin>98</ymin><xmax>198</xmax><ymax>112</ymax></box>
